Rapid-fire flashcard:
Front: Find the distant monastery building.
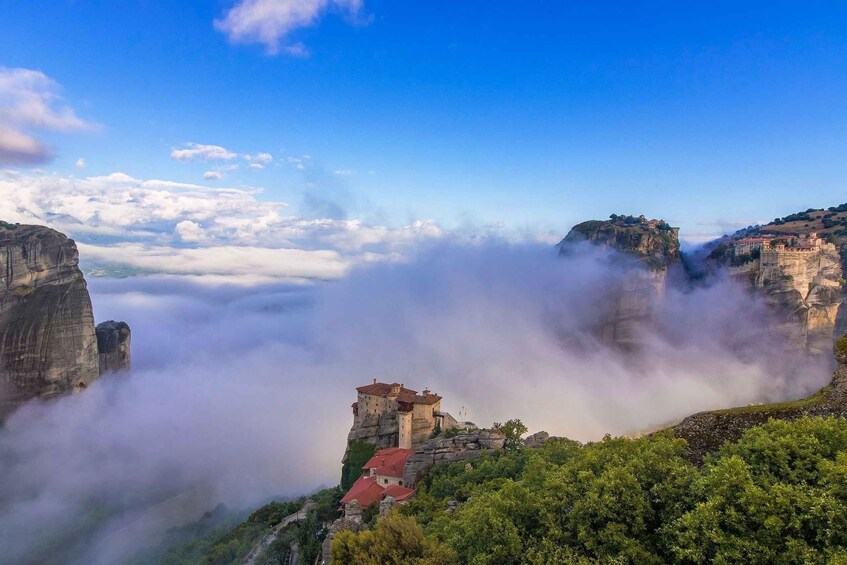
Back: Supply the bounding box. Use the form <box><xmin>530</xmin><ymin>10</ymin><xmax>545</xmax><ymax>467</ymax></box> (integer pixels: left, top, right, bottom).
<box><xmin>353</xmin><ymin>380</ymin><xmax>459</xmax><ymax>450</ymax></box>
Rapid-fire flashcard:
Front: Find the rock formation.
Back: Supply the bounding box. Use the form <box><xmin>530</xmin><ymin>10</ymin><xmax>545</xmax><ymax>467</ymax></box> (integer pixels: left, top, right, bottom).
<box><xmin>558</xmin><ymin>215</ymin><xmax>681</xmax><ymax>347</ymax></box>
<box><xmin>673</xmin><ymin>333</ymin><xmax>847</xmax><ymax>464</ymax></box>
<box><xmin>0</xmin><ymin>222</ymin><xmax>130</xmax><ymax>419</ymax></box>
<box><xmin>711</xmin><ymin>213</ymin><xmax>846</xmax><ymax>355</ymax></box>
<box><xmin>96</xmin><ymin>320</ymin><xmax>131</xmax><ymax>373</ymax></box>
<box><xmin>402</xmin><ymin>428</ymin><xmax>506</xmax><ymax>488</ymax></box>
<box><xmin>559</xmin><ymin>215</ymin><xmax>681</xmax><ymax>267</ymax></box>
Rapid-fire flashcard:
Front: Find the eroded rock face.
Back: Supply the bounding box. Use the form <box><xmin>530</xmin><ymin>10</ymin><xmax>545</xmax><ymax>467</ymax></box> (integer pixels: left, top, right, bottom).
<box><xmin>402</xmin><ymin>429</ymin><xmax>506</xmax><ymax>488</ymax></box>
<box><xmin>0</xmin><ymin>224</ymin><xmax>99</xmax><ymax>418</ymax></box>
<box><xmin>96</xmin><ymin>320</ymin><xmax>131</xmax><ymax>373</ymax></box>
<box><xmin>753</xmin><ymin>246</ymin><xmax>842</xmax><ymax>355</ymax></box>
<box><xmin>560</xmin><ymin>217</ymin><xmax>681</xmax><ymax>267</ymax></box>
<box><xmin>342</xmin><ymin>412</ymin><xmax>402</xmax><ymax>466</ymax></box>
<box><xmin>558</xmin><ymin>216</ymin><xmax>681</xmax><ymax>347</ymax></box>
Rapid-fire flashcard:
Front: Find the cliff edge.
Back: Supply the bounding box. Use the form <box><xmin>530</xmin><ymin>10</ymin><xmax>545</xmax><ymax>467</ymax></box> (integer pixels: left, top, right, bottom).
<box><xmin>673</xmin><ymin>334</ymin><xmax>847</xmax><ymax>463</ymax></box>
<box><xmin>559</xmin><ymin>214</ymin><xmax>681</xmax><ymax>270</ymax></box>
<box><xmin>0</xmin><ymin>222</ymin><xmax>130</xmax><ymax>419</ymax></box>
<box><xmin>558</xmin><ymin>215</ymin><xmax>681</xmax><ymax>346</ymax></box>
<box><xmin>707</xmin><ymin>205</ymin><xmax>846</xmax><ymax>355</ymax></box>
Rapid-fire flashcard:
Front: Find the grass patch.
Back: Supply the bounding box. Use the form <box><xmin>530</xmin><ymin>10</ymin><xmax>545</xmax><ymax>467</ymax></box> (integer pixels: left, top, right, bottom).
<box><xmin>711</xmin><ymin>384</ymin><xmax>833</xmax><ymax>416</ymax></box>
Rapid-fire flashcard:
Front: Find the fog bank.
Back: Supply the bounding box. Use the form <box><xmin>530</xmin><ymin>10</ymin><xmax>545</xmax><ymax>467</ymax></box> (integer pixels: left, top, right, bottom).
<box><xmin>0</xmin><ymin>241</ymin><xmax>830</xmax><ymax>563</ymax></box>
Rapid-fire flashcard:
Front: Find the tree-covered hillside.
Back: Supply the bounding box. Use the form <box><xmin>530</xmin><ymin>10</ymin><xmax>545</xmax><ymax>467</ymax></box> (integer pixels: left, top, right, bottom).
<box><xmin>333</xmin><ymin>417</ymin><xmax>847</xmax><ymax>564</ymax></box>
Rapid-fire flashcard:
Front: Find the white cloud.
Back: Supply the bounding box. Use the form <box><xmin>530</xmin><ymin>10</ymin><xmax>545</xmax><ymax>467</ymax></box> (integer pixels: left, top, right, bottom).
<box><xmin>214</xmin><ymin>0</ymin><xmax>364</xmax><ymax>55</ymax></box>
<box><xmin>174</xmin><ymin>220</ymin><xmax>206</xmax><ymax>243</ymax></box>
<box><xmin>203</xmin><ymin>170</ymin><xmax>224</xmax><ymax>180</ymax></box>
<box><xmin>333</xmin><ymin>169</ymin><xmax>353</xmax><ymax>176</ymax></box>
<box><xmin>79</xmin><ymin>243</ymin><xmax>348</xmax><ymax>283</ymax></box>
<box><xmin>243</xmin><ymin>152</ymin><xmax>273</xmax><ymax>167</ymax></box>
<box><xmin>286</xmin><ymin>156</ymin><xmax>306</xmax><ymax>170</ymax></box>
<box><xmin>0</xmin><ymin>67</ymin><xmax>96</xmax><ymax>165</ymax></box>
<box><xmin>75</xmin><ymin>158</ymin><xmax>86</xmax><ymax>169</ymax></box>
<box><xmin>171</xmin><ymin>143</ymin><xmax>237</xmax><ymax>162</ymax></box>
<box><xmin>0</xmin><ymin>170</ymin><xmax>445</xmax><ymax>283</ymax></box>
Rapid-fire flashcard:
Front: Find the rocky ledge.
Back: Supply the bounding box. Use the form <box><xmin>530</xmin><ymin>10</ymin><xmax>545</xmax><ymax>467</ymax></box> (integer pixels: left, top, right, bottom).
<box><xmin>402</xmin><ymin>429</ymin><xmax>506</xmax><ymax>488</ymax></box>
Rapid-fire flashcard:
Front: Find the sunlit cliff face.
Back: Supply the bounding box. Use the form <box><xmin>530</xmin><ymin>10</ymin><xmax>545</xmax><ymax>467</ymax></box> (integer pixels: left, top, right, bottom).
<box><xmin>0</xmin><ymin>241</ymin><xmax>831</xmax><ymax>563</ymax></box>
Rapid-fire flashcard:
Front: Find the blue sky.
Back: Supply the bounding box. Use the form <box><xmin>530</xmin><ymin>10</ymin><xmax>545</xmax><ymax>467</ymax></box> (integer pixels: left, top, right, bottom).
<box><xmin>2</xmin><ymin>0</ymin><xmax>846</xmax><ymax>241</ymax></box>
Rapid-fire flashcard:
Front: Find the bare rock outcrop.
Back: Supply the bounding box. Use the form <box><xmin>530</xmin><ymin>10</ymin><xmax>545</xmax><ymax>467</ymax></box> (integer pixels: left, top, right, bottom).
<box><xmin>0</xmin><ymin>224</ymin><xmax>100</xmax><ymax>417</ymax></box>
<box><xmin>96</xmin><ymin>320</ymin><xmax>131</xmax><ymax>373</ymax></box>
<box><xmin>558</xmin><ymin>215</ymin><xmax>681</xmax><ymax>347</ymax></box>
<box><xmin>0</xmin><ymin>223</ymin><xmax>130</xmax><ymax>419</ymax></box>
<box><xmin>559</xmin><ymin>215</ymin><xmax>681</xmax><ymax>267</ymax></box>
<box><xmin>711</xmin><ymin>208</ymin><xmax>847</xmax><ymax>355</ymax></box>
<box><xmin>342</xmin><ymin>411</ymin><xmax>402</xmax><ymax>465</ymax></box>
<box><xmin>402</xmin><ymin>429</ymin><xmax>505</xmax><ymax>488</ymax></box>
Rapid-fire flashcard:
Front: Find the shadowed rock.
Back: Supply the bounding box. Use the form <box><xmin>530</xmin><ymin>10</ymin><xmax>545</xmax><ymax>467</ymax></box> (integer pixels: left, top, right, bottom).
<box><xmin>0</xmin><ymin>222</ymin><xmax>130</xmax><ymax>420</ymax></box>
<box><xmin>96</xmin><ymin>320</ymin><xmax>131</xmax><ymax>373</ymax></box>
<box><xmin>0</xmin><ymin>223</ymin><xmax>99</xmax><ymax>418</ymax></box>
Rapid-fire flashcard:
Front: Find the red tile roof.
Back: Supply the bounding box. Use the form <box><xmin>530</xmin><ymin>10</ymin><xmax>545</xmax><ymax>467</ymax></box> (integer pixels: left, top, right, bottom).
<box><xmin>356</xmin><ymin>382</ymin><xmax>415</xmax><ymax>396</ymax></box>
<box><xmin>340</xmin><ymin>476</ymin><xmax>385</xmax><ymax>507</ymax></box>
<box><xmin>356</xmin><ymin>382</ymin><xmax>442</xmax><ymax>405</ymax></box>
<box><xmin>382</xmin><ymin>484</ymin><xmax>416</xmax><ymax>501</ymax></box>
<box><xmin>363</xmin><ymin>448</ymin><xmax>415</xmax><ymax>478</ymax></box>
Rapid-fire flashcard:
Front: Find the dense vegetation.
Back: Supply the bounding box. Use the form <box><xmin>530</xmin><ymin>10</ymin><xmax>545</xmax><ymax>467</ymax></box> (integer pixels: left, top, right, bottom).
<box><xmin>342</xmin><ymin>439</ymin><xmax>378</xmax><ymax>490</ymax></box>
<box><xmin>333</xmin><ymin>417</ymin><xmax>847</xmax><ymax>564</ymax></box>
<box><xmin>140</xmin><ymin>487</ymin><xmax>343</xmax><ymax>565</ymax></box>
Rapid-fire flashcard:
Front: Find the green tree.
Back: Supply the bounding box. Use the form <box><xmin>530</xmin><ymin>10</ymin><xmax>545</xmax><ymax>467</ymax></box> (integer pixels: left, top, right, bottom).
<box><xmin>493</xmin><ymin>419</ymin><xmax>529</xmax><ymax>450</ymax></box>
<box><xmin>342</xmin><ymin>440</ymin><xmax>377</xmax><ymax>490</ymax></box>
<box><xmin>331</xmin><ymin>513</ymin><xmax>457</xmax><ymax>564</ymax></box>
<box><xmin>672</xmin><ymin>417</ymin><xmax>847</xmax><ymax>564</ymax></box>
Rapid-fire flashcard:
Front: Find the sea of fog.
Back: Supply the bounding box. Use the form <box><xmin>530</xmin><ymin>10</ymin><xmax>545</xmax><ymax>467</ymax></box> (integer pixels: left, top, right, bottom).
<box><xmin>0</xmin><ymin>241</ymin><xmax>831</xmax><ymax>563</ymax></box>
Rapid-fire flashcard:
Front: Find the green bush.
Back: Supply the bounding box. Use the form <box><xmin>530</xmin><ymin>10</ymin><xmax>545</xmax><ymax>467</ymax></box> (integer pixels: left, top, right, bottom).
<box><xmin>341</xmin><ymin>440</ymin><xmax>377</xmax><ymax>490</ymax></box>
<box><xmin>397</xmin><ymin>417</ymin><xmax>847</xmax><ymax>564</ymax></box>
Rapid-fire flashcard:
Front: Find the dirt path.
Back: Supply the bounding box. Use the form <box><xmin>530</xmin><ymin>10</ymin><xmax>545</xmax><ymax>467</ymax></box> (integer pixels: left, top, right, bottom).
<box><xmin>243</xmin><ymin>499</ymin><xmax>316</xmax><ymax>565</ymax></box>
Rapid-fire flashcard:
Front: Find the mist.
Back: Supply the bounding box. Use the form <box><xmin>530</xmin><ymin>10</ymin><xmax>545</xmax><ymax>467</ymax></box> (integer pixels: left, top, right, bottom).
<box><xmin>0</xmin><ymin>241</ymin><xmax>831</xmax><ymax>564</ymax></box>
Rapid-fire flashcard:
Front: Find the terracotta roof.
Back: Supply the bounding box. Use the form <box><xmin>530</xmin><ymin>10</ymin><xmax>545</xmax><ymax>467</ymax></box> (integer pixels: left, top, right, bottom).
<box><xmin>340</xmin><ymin>476</ymin><xmax>384</xmax><ymax>507</ymax></box>
<box><xmin>382</xmin><ymin>484</ymin><xmax>416</xmax><ymax>501</ymax></box>
<box><xmin>357</xmin><ymin>382</ymin><xmax>417</xmax><ymax>396</ymax></box>
<box><xmin>341</xmin><ymin>476</ymin><xmax>417</xmax><ymax>507</ymax></box>
<box><xmin>356</xmin><ymin>382</ymin><xmax>443</xmax><ymax>405</ymax></box>
<box><xmin>414</xmin><ymin>393</ymin><xmax>442</xmax><ymax>405</ymax></box>
<box><xmin>363</xmin><ymin>448</ymin><xmax>415</xmax><ymax>478</ymax></box>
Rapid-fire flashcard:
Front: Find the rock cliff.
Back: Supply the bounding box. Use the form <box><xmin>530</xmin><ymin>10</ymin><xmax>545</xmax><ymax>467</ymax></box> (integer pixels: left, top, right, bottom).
<box><xmin>402</xmin><ymin>429</ymin><xmax>506</xmax><ymax>488</ymax></box>
<box><xmin>96</xmin><ymin>320</ymin><xmax>131</xmax><ymax>373</ymax></box>
<box><xmin>711</xmin><ymin>207</ymin><xmax>846</xmax><ymax>355</ymax></box>
<box><xmin>673</xmin><ymin>334</ymin><xmax>847</xmax><ymax>463</ymax></box>
<box><xmin>343</xmin><ymin>412</ymin><xmax>403</xmax><ymax>463</ymax></box>
<box><xmin>0</xmin><ymin>222</ymin><xmax>130</xmax><ymax>419</ymax></box>
<box><xmin>558</xmin><ymin>215</ymin><xmax>681</xmax><ymax>347</ymax></box>
<box><xmin>559</xmin><ymin>215</ymin><xmax>681</xmax><ymax>268</ymax></box>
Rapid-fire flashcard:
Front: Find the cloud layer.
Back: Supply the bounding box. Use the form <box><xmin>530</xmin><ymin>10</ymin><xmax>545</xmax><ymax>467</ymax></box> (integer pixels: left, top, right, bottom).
<box><xmin>0</xmin><ymin>169</ymin><xmax>444</xmax><ymax>283</ymax></box>
<box><xmin>0</xmin><ymin>67</ymin><xmax>95</xmax><ymax>165</ymax></box>
<box><xmin>215</xmin><ymin>0</ymin><xmax>365</xmax><ymax>55</ymax></box>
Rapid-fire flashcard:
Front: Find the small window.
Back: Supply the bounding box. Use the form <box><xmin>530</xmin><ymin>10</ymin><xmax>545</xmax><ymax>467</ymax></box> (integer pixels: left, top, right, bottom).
<box><xmin>399</xmin><ymin>481</ymin><xmax>403</xmax><ymax>486</ymax></box>
<box><xmin>384</xmin><ymin>479</ymin><xmax>388</xmax><ymax>484</ymax></box>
